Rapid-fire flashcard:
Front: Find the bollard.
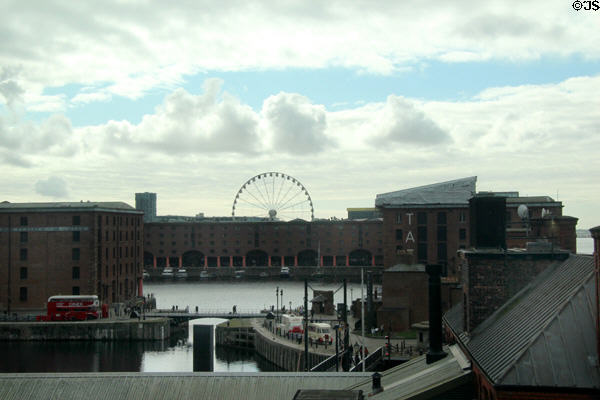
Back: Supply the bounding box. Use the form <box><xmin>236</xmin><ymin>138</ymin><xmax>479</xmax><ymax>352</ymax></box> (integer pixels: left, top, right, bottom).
<box><xmin>372</xmin><ymin>372</ymin><xmax>383</xmax><ymax>395</ymax></box>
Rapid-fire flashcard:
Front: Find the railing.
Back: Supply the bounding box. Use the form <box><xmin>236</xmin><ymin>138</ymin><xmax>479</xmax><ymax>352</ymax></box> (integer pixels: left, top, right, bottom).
<box><xmin>350</xmin><ymin>346</ymin><xmax>384</xmax><ymax>372</ymax></box>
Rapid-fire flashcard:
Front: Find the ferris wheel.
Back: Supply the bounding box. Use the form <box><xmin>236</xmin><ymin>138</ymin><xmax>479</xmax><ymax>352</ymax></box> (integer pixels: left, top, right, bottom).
<box><xmin>232</xmin><ymin>172</ymin><xmax>314</xmax><ymax>221</ymax></box>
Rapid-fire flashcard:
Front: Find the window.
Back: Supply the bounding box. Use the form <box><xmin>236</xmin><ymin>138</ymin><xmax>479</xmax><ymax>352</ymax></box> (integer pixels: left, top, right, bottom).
<box><xmin>417</xmin><ymin>243</ymin><xmax>428</xmax><ymax>263</ymax></box>
<box><xmin>437</xmin><ymin>226</ymin><xmax>447</xmax><ymax>241</ymax></box>
<box><xmin>20</xmin><ymin>267</ymin><xmax>27</xmax><ymax>279</ymax></box>
<box><xmin>72</xmin><ymin>216</ymin><xmax>81</xmax><ymax>225</ymax></box>
<box><xmin>459</xmin><ymin>228</ymin><xmax>467</xmax><ymax>241</ymax></box>
<box><xmin>395</xmin><ymin>229</ymin><xmax>403</xmax><ymax>241</ymax></box>
<box><xmin>437</xmin><ymin>212</ymin><xmax>446</xmax><ymax>225</ymax></box>
<box><xmin>20</xmin><ymin>248</ymin><xmax>27</xmax><ymax>261</ymax></box>
<box><xmin>72</xmin><ymin>266</ymin><xmax>80</xmax><ymax>279</ymax></box>
<box><xmin>417</xmin><ymin>226</ymin><xmax>427</xmax><ymax>242</ymax></box>
<box><xmin>72</xmin><ymin>286</ymin><xmax>80</xmax><ymax>295</ymax></box>
<box><xmin>459</xmin><ymin>211</ymin><xmax>466</xmax><ymax>223</ymax></box>
<box><xmin>72</xmin><ymin>248</ymin><xmax>80</xmax><ymax>261</ymax></box>
<box><xmin>20</xmin><ymin>232</ymin><xmax>28</xmax><ymax>243</ymax></box>
<box><xmin>417</xmin><ymin>212</ymin><xmax>427</xmax><ymax>225</ymax></box>
<box><xmin>437</xmin><ymin>243</ymin><xmax>447</xmax><ymax>262</ymax></box>
<box><xmin>20</xmin><ymin>287</ymin><xmax>27</xmax><ymax>301</ymax></box>
<box><xmin>20</xmin><ymin>216</ymin><xmax>28</xmax><ymax>226</ymax></box>
<box><xmin>396</xmin><ymin>213</ymin><xmax>402</xmax><ymax>224</ymax></box>
<box><xmin>72</xmin><ymin>231</ymin><xmax>80</xmax><ymax>242</ymax></box>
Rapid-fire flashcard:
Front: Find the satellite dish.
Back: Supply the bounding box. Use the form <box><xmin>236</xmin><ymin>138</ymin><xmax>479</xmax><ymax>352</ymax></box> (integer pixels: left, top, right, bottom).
<box><xmin>517</xmin><ymin>204</ymin><xmax>529</xmax><ymax>219</ymax></box>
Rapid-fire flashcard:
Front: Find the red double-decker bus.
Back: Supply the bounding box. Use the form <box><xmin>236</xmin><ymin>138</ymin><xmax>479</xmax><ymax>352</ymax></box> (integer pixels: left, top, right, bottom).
<box><xmin>37</xmin><ymin>295</ymin><xmax>100</xmax><ymax>321</ymax></box>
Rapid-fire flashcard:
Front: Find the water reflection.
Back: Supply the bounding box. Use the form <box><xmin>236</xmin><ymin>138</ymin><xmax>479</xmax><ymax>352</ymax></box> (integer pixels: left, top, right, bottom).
<box><xmin>0</xmin><ymin>322</ymin><xmax>280</xmax><ymax>373</ymax></box>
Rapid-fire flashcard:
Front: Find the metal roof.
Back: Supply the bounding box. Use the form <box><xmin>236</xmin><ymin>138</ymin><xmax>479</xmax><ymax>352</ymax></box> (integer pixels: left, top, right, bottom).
<box><xmin>445</xmin><ymin>255</ymin><xmax>599</xmax><ymax>388</ymax></box>
<box><xmin>0</xmin><ymin>201</ymin><xmax>139</xmax><ymax>213</ymax></box>
<box><xmin>375</xmin><ymin>177</ymin><xmax>476</xmax><ymax>208</ymax></box>
<box><xmin>345</xmin><ymin>345</ymin><xmax>472</xmax><ymax>399</ymax></box>
<box><xmin>0</xmin><ymin>372</ymin><xmax>370</xmax><ymax>400</ymax></box>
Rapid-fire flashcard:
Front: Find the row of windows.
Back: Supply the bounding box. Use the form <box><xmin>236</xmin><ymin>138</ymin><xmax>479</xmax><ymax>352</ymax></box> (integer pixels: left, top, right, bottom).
<box><xmin>18</xmin><ymin>266</ymin><xmax>79</xmax><ymax>280</ymax></box>
<box><xmin>18</xmin><ymin>286</ymin><xmax>81</xmax><ymax>301</ymax></box>
<box><xmin>396</xmin><ymin>211</ymin><xmax>467</xmax><ymax>225</ymax></box>
<box><xmin>394</xmin><ymin>228</ymin><xmax>467</xmax><ymax>242</ymax></box>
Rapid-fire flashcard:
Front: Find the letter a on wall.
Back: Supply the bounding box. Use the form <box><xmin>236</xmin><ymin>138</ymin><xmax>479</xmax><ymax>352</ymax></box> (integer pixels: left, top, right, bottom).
<box><xmin>405</xmin><ymin>231</ymin><xmax>415</xmax><ymax>243</ymax></box>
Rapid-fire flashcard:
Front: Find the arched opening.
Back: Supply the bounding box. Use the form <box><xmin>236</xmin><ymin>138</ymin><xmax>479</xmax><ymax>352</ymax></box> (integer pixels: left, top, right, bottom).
<box><xmin>182</xmin><ymin>250</ymin><xmax>204</xmax><ymax>268</ymax></box>
<box><xmin>297</xmin><ymin>249</ymin><xmax>318</xmax><ymax>266</ymax></box>
<box><xmin>143</xmin><ymin>251</ymin><xmax>154</xmax><ymax>268</ymax></box>
<box><xmin>349</xmin><ymin>249</ymin><xmax>372</xmax><ymax>266</ymax></box>
<box><xmin>246</xmin><ymin>250</ymin><xmax>268</xmax><ymax>266</ymax></box>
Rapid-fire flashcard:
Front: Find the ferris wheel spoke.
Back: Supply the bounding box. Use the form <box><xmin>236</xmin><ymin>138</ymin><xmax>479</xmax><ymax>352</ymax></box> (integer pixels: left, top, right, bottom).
<box><xmin>276</xmin><ymin>183</ymin><xmax>297</xmax><ymax>210</ymax></box>
<box><xmin>261</xmin><ymin>177</ymin><xmax>273</xmax><ymax>209</ymax></box>
<box><xmin>252</xmin><ymin>180</ymin><xmax>271</xmax><ymax>210</ymax></box>
<box><xmin>273</xmin><ymin>176</ymin><xmax>287</xmax><ymax>208</ymax></box>
<box><xmin>236</xmin><ymin>197</ymin><xmax>268</xmax><ymax>211</ymax></box>
<box><xmin>278</xmin><ymin>198</ymin><xmax>311</xmax><ymax>212</ymax></box>
<box><xmin>243</xmin><ymin>189</ymin><xmax>270</xmax><ymax>210</ymax></box>
<box><xmin>278</xmin><ymin>188</ymin><xmax>305</xmax><ymax>210</ymax></box>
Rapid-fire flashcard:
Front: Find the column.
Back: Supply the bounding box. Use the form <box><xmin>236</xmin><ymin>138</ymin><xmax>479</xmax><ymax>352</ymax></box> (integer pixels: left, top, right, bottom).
<box><xmin>268</xmin><ymin>256</ymin><xmax>272</xmax><ymax>267</ymax></box>
<box><xmin>320</xmin><ymin>255</ymin><xmax>323</xmax><ymax>267</ymax></box>
<box><xmin>138</xmin><ymin>278</ymin><xmax>143</xmax><ymax>297</ymax></box>
<box><xmin>346</xmin><ymin>255</ymin><xmax>349</xmax><ymax>266</ymax></box>
<box><xmin>229</xmin><ymin>256</ymin><xmax>232</xmax><ymax>267</ymax></box>
<box><xmin>371</xmin><ymin>255</ymin><xmax>375</xmax><ymax>266</ymax></box>
<box><xmin>242</xmin><ymin>256</ymin><xmax>246</xmax><ymax>267</ymax></box>
<box><xmin>217</xmin><ymin>257</ymin><xmax>221</xmax><ymax>268</ymax></box>
<box><xmin>204</xmin><ymin>256</ymin><xmax>207</xmax><ymax>268</ymax></box>
<box><xmin>333</xmin><ymin>256</ymin><xmax>337</xmax><ymax>266</ymax></box>
<box><xmin>153</xmin><ymin>256</ymin><xmax>157</xmax><ymax>269</ymax></box>
<box><xmin>166</xmin><ymin>257</ymin><xmax>170</xmax><ymax>267</ymax></box>
<box><xmin>294</xmin><ymin>255</ymin><xmax>298</xmax><ymax>267</ymax></box>
<box><xmin>179</xmin><ymin>256</ymin><xmax>182</xmax><ymax>268</ymax></box>
<box><xmin>281</xmin><ymin>256</ymin><xmax>284</xmax><ymax>267</ymax></box>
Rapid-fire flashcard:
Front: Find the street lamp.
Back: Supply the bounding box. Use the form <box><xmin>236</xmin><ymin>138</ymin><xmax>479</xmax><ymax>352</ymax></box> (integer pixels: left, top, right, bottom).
<box><xmin>276</xmin><ymin>286</ymin><xmax>279</xmax><ymax>322</ymax></box>
<box><xmin>280</xmin><ymin>289</ymin><xmax>283</xmax><ymax>314</ymax></box>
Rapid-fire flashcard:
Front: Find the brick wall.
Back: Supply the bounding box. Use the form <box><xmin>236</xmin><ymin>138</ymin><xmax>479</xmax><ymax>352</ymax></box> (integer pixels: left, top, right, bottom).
<box><xmin>460</xmin><ymin>250</ymin><xmax>570</xmax><ymax>332</ymax></box>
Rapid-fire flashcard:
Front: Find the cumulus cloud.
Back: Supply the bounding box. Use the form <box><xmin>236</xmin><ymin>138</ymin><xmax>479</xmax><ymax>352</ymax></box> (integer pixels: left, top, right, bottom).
<box><xmin>370</xmin><ymin>96</ymin><xmax>451</xmax><ymax>147</ymax></box>
<box><xmin>34</xmin><ymin>176</ymin><xmax>69</xmax><ymax>198</ymax></box>
<box><xmin>84</xmin><ymin>79</ymin><xmax>262</xmax><ymax>155</ymax></box>
<box><xmin>262</xmin><ymin>93</ymin><xmax>333</xmax><ymax>154</ymax></box>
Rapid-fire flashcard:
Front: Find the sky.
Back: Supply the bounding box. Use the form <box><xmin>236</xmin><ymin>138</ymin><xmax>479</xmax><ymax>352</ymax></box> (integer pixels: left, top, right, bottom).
<box><xmin>1</xmin><ymin>1</ymin><xmax>599</xmax><ymax>228</ymax></box>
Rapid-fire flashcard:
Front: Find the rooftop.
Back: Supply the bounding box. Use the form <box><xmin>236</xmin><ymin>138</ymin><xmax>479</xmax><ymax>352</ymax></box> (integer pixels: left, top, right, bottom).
<box><xmin>375</xmin><ymin>177</ymin><xmax>477</xmax><ymax>208</ymax></box>
<box><xmin>0</xmin><ymin>372</ymin><xmax>370</xmax><ymax>400</ymax></box>
<box><xmin>444</xmin><ymin>254</ymin><xmax>599</xmax><ymax>389</ymax></box>
<box><xmin>0</xmin><ymin>201</ymin><xmax>140</xmax><ymax>213</ymax></box>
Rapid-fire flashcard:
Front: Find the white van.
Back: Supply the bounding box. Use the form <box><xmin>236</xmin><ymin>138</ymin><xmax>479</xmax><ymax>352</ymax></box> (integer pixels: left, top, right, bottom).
<box><xmin>281</xmin><ymin>314</ymin><xmax>304</xmax><ymax>334</ymax></box>
<box><xmin>308</xmin><ymin>322</ymin><xmax>333</xmax><ymax>344</ymax></box>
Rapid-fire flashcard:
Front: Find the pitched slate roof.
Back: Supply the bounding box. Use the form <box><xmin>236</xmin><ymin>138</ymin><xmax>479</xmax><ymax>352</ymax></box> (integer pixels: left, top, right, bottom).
<box><xmin>0</xmin><ymin>372</ymin><xmax>370</xmax><ymax>400</ymax></box>
<box><xmin>375</xmin><ymin>177</ymin><xmax>476</xmax><ymax>207</ymax></box>
<box><xmin>444</xmin><ymin>255</ymin><xmax>600</xmax><ymax>388</ymax></box>
<box><xmin>345</xmin><ymin>345</ymin><xmax>472</xmax><ymax>399</ymax></box>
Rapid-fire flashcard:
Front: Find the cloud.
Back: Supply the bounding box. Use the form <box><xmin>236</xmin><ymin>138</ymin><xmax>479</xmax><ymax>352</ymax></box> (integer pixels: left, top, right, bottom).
<box><xmin>370</xmin><ymin>96</ymin><xmax>452</xmax><ymax>147</ymax></box>
<box><xmin>85</xmin><ymin>79</ymin><xmax>262</xmax><ymax>155</ymax></box>
<box><xmin>34</xmin><ymin>176</ymin><xmax>69</xmax><ymax>198</ymax></box>
<box><xmin>262</xmin><ymin>93</ymin><xmax>333</xmax><ymax>154</ymax></box>
<box><xmin>0</xmin><ymin>66</ymin><xmax>25</xmax><ymax>108</ymax></box>
<box><xmin>2</xmin><ymin>1</ymin><xmax>599</xmax><ymax>107</ymax></box>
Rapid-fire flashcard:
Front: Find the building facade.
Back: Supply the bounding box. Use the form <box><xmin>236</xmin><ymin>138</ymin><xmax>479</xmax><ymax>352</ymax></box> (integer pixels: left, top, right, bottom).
<box><xmin>135</xmin><ymin>192</ymin><xmax>157</xmax><ymax>223</ymax></box>
<box><xmin>143</xmin><ymin>219</ymin><xmax>384</xmax><ymax>269</ymax></box>
<box><xmin>376</xmin><ymin>177</ymin><xmax>577</xmax><ymax>279</ymax></box>
<box><xmin>0</xmin><ymin>202</ymin><xmax>144</xmax><ymax>313</ymax></box>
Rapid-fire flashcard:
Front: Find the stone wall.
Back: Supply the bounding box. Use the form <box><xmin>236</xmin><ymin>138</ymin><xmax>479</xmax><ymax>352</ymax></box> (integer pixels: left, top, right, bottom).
<box><xmin>0</xmin><ymin>318</ymin><xmax>170</xmax><ymax>341</ymax></box>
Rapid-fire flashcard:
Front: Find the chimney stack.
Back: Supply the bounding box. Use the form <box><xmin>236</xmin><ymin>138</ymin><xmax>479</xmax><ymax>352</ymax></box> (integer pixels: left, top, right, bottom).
<box><xmin>426</xmin><ymin>264</ymin><xmax>447</xmax><ymax>364</ymax></box>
